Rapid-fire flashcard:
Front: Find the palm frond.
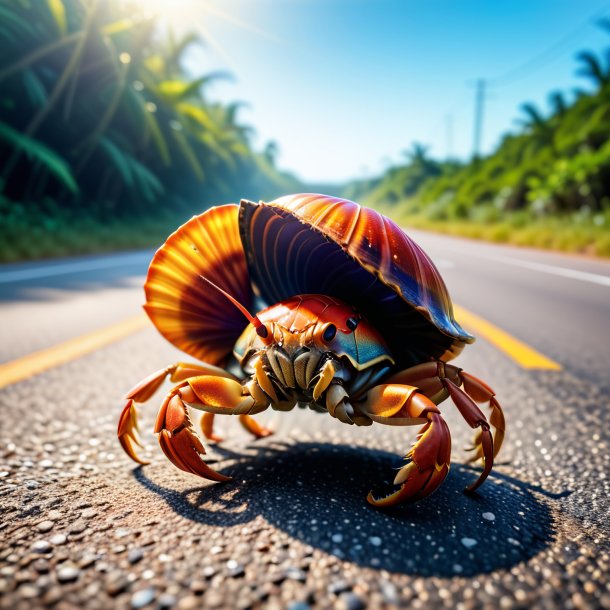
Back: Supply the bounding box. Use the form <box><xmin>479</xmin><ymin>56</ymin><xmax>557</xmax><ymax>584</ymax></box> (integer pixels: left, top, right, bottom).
<box><xmin>0</xmin><ymin>121</ymin><xmax>78</xmax><ymax>193</ymax></box>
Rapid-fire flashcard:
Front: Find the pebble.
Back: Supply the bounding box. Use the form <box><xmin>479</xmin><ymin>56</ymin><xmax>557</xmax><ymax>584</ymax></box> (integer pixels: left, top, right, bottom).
<box><xmin>202</xmin><ymin>566</ymin><xmax>216</xmax><ymax>579</ymax></box>
<box><xmin>33</xmin><ymin>558</ymin><xmax>50</xmax><ymax>573</ymax></box>
<box><xmin>340</xmin><ymin>592</ymin><xmax>366</xmax><ymax>610</ymax></box>
<box><xmin>57</xmin><ymin>564</ymin><xmax>81</xmax><ymax>583</ymax></box>
<box><xmin>285</xmin><ymin>567</ymin><xmax>307</xmax><ymax>582</ymax></box>
<box><xmin>36</xmin><ymin>521</ymin><xmax>54</xmax><ymax>533</ymax></box>
<box><xmin>158</xmin><ymin>593</ymin><xmax>177</xmax><ymax>609</ymax></box>
<box><xmin>368</xmin><ymin>536</ymin><xmax>382</xmax><ymax>546</ymax></box>
<box><xmin>31</xmin><ymin>540</ymin><xmax>52</xmax><ymax>554</ymax></box>
<box><xmin>482</xmin><ymin>512</ymin><xmax>496</xmax><ymax>522</ymax></box>
<box><xmin>128</xmin><ymin>548</ymin><xmax>144</xmax><ymax>564</ymax></box>
<box><xmin>131</xmin><ymin>587</ymin><xmax>156</xmax><ymax>608</ymax></box>
<box><xmin>190</xmin><ymin>580</ymin><xmax>206</xmax><ymax>595</ymax></box>
<box><xmin>226</xmin><ymin>560</ymin><xmax>245</xmax><ymax>577</ymax></box>
<box><xmin>461</xmin><ymin>537</ymin><xmax>478</xmax><ymax>549</ymax></box>
<box><xmin>50</xmin><ymin>534</ymin><xmax>67</xmax><ymax>546</ymax></box>
<box><xmin>69</xmin><ymin>521</ymin><xmax>86</xmax><ymax>534</ymax></box>
<box><xmin>81</xmin><ymin>508</ymin><xmax>97</xmax><ymax>519</ymax></box>
<box><xmin>106</xmin><ymin>572</ymin><xmax>130</xmax><ymax>596</ymax></box>
<box><xmin>329</xmin><ymin>579</ymin><xmax>352</xmax><ymax>595</ymax></box>
<box><xmin>331</xmin><ymin>533</ymin><xmax>343</xmax><ymax>543</ymax></box>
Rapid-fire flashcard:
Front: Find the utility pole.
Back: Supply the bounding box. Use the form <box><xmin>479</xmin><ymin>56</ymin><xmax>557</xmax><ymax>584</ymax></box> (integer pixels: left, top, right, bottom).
<box><xmin>472</xmin><ymin>79</ymin><xmax>486</xmax><ymax>159</ymax></box>
<box><xmin>445</xmin><ymin>114</ymin><xmax>453</xmax><ymax>160</ymax></box>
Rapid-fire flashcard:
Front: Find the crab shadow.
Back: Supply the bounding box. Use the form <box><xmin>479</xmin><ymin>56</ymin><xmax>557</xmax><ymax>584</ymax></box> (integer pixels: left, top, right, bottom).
<box><xmin>134</xmin><ymin>441</ymin><xmax>559</xmax><ymax>577</ymax></box>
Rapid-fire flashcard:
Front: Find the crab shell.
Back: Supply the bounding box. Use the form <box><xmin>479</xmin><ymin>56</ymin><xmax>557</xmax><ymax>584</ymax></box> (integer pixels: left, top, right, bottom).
<box><xmin>144</xmin><ymin>193</ymin><xmax>474</xmax><ymax>369</ymax></box>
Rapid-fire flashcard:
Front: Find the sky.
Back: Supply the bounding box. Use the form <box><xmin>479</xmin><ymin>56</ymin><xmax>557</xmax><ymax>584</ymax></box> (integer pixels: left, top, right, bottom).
<box><xmin>147</xmin><ymin>0</ymin><xmax>610</xmax><ymax>183</ymax></box>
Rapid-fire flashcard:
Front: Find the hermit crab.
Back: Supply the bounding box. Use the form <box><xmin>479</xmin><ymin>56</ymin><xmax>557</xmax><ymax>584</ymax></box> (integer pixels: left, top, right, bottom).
<box><xmin>118</xmin><ymin>194</ymin><xmax>505</xmax><ymax>507</ymax></box>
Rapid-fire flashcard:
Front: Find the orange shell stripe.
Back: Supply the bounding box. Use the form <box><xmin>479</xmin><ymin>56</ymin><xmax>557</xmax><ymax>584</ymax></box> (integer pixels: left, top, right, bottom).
<box><xmin>144</xmin><ymin>204</ymin><xmax>253</xmax><ymax>366</ymax></box>
<box><xmin>240</xmin><ymin>194</ymin><xmax>473</xmax><ymax>368</ymax></box>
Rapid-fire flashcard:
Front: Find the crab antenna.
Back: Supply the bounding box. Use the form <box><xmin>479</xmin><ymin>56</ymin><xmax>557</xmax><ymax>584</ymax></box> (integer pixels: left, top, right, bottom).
<box><xmin>199</xmin><ymin>275</ymin><xmax>271</xmax><ymax>342</ymax></box>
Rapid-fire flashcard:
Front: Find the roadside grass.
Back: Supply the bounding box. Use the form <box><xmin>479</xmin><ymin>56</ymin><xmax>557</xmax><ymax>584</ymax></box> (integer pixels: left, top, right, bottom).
<box><xmin>0</xmin><ymin>200</ymin><xmax>190</xmax><ymax>262</ymax></box>
<box><xmin>374</xmin><ymin>201</ymin><xmax>610</xmax><ymax>258</ymax></box>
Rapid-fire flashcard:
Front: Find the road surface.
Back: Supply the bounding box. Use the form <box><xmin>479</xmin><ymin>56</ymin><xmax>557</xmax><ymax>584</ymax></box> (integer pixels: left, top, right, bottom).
<box><xmin>0</xmin><ymin>233</ymin><xmax>609</xmax><ymax>610</ymax></box>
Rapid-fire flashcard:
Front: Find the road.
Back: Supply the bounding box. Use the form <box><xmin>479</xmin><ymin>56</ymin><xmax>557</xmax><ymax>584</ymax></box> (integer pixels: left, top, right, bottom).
<box><xmin>0</xmin><ymin>233</ymin><xmax>609</xmax><ymax>610</ymax></box>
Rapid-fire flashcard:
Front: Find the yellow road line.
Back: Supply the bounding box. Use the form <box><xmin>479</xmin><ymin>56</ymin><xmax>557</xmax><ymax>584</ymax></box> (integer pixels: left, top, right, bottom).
<box><xmin>0</xmin><ymin>304</ymin><xmax>561</xmax><ymax>391</ymax></box>
<box><xmin>453</xmin><ymin>304</ymin><xmax>561</xmax><ymax>370</ymax></box>
<box><xmin>0</xmin><ymin>315</ymin><xmax>149</xmax><ymax>390</ymax></box>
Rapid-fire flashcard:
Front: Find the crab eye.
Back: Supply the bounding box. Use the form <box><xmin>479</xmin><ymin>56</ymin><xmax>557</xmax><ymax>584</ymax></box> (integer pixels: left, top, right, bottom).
<box><xmin>346</xmin><ymin>317</ymin><xmax>359</xmax><ymax>331</ymax></box>
<box><xmin>256</xmin><ymin>325</ymin><xmax>269</xmax><ymax>338</ymax></box>
<box><xmin>323</xmin><ymin>324</ymin><xmax>337</xmax><ymax>342</ymax></box>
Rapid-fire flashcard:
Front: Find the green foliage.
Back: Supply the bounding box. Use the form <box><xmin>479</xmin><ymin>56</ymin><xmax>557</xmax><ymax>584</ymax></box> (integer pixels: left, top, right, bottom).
<box><xmin>0</xmin><ymin>0</ymin><xmax>300</xmax><ymax>261</ymax></box>
<box><xmin>347</xmin><ymin>32</ymin><xmax>610</xmax><ymax>257</ymax></box>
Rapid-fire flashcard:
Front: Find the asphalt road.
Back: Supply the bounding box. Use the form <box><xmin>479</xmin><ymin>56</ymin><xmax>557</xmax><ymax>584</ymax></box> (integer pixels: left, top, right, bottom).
<box><xmin>0</xmin><ymin>233</ymin><xmax>609</xmax><ymax>610</ymax></box>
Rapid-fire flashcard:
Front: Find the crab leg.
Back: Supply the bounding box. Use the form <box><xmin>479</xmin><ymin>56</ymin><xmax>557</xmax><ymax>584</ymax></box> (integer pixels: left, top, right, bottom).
<box><xmin>200</xmin><ymin>413</ymin><xmax>273</xmax><ymax>442</ymax></box>
<box><xmin>356</xmin><ymin>384</ymin><xmax>451</xmax><ymax>507</ymax></box>
<box><xmin>386</xmin><ymin>362</ymin><xmax>505</xmax><ymax>492</ymax></box>
<box><xmin>153</xmin><ymin>375</ymin><xmax>271</xmax><ymax>481</ymax></box>
<box><xmin>118</xmin><ymin>362</ymin><xmax>240</xmax><ymax>465</ymax></box>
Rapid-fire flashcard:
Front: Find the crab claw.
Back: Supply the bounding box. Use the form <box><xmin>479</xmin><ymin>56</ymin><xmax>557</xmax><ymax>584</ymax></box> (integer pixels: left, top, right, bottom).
<box><xmin>117</xmin><ymin>399</ymin><xmax>150</xmax><ymax>465</ymax></box>
<box><xmin>155</xmin><ymin>391</ymin><xmax>231</xmax><ymax>482</ymax></box>
<box><xmin>367</xmin><ymin>413</ymin><xmax>451</xmax><ymax>507</ymax></box>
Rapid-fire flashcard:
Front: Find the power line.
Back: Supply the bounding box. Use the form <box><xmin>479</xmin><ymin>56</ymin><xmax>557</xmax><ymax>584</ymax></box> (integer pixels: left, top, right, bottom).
<box><xmin>489</xmin><ymin>2</ymin><xmax>610</xmax><ymax>87</ymax></box>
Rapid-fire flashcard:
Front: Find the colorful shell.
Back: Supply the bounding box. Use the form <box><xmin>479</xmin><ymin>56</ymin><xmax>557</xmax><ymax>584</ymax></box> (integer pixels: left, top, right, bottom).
<box><xmin>144</xmin><ymin>194</ymin><xmax>474</xmax><ymax>368</ymax></box>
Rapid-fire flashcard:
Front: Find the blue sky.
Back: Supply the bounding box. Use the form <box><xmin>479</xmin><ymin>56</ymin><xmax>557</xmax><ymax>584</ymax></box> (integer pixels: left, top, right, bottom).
<box><xmin>157</xmin><ymin>0</ymin><xmax>610</xmax><ymax>182</ymax></box>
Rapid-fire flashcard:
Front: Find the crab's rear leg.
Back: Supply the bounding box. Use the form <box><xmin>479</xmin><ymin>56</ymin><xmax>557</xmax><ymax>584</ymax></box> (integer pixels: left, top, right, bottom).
<box><xmin>117</xmin><ymin>362</ymin><xmax>238</xmax><ymax>464</ymax></box>
<box><xmin>200</xmin><ymin>413</ymin><xmax>273</xmax><ymax>442</ymax></box>
<box><xmin>356</xmin><ymin>384</ymin><xmax>451</xmax><ymax>507</ymax></box>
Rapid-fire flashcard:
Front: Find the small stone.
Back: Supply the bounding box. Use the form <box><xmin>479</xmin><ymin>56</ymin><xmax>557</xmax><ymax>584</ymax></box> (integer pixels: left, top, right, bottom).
<box><xmin>268</xmin><ymin>570</ymin><xmax>286</xmax><ymax>585</ymax></box>
<box><xmin>368</xmin><ymin>536</ymin><xmax>382</xmax><ymax>546</ymax></box>
<box><xmin>57</xmin><ymin>564</ymin><xmax>80</xmax><ymax>583</ymax></box>
<box><xmin>106</xmin><ymin>572</ymin><xmax>129</xmax><ymax>596</ymax></box>
<box><xmin>81</xmin><ymin>508</ymin><xmax>97</xmax><ymax>519</ymax></box>
<box><xmin>131</xmin><ymin>587</ymin><xmax>155</xmax><ymax>608</ymax></box>
<box><xmin>329</xmin><ymin>580</ymin><xmax>352</xmax><ymax>595</ymax></box>
<box><xmin>128</xmin><ymin>548</ymin><xmax>144</xmax><ymax>564</ymax></box>
<box><xmin>340</xmin><ymin>592</ymin><xmax>365</xmax><ymax>610</ymax></box>
<box><xmin>226</xmin><ymin>560</ymin><xmax>244</xmax><ymax>577</ymax></box>
<box><xmin>461</xmin><ymin>537</ymin><xmax>478</xmax><ymax>549</ymax></box>
<box><xmin>36</xmin><ymin>521</ymin><xmax>54</xmax><ymax>533</ymax></box>
<box><xmin>482</xmin><ymin>512</ymin><xmax>496</xmax><ymax>522</ymax></box>
<box><xmin>210</xmin><ymin>545</ymin><xmax>223</xmax><ymax>555</ymax></box>
<box><xmin>69</xmin><ymin>521</ymin><xmax>86</xmax><ymax>534</ymax></box>
<box><xmin>190</xmin><ymin>580</ymin><xmax>206</xmax><ymax>595</ymax></box>
<box><xmin>50</xmin><ymin>534</ymin><xmax>67</xmax><ymax>546</ymax></box>
<box><xmin>31</xmin><ymin>540</ymin><xmax>52</xmax><ymax>554</ymax></box>
<box><xmin>331</xmin><ymin>533</ymin><xmax>343</xmax><ymax>543</ymax></box>
<box><xmin>78</xmin><ymin>554</ymin><xmax>97</xmax><ymax>569</ymax></box>
<box><xmin>40</xmin><ymin>459</ymin><xmax>54</xmax><ymax>468</ymax></box>
<box><xmin>42</xmin><ymin>586</ymin><xmax>63</xmax><ymax>605</ymax></box>
<box><xmin>158</xmin><ymin>593</ymin><xmax>177</xmax><ymax>609</ymax></box>
<box><xmin>177</xmin><ymin>596</ymin><xmax>200</xmax><ymax>610</ymax></box>
<box><xmin>285</xmin><ymin>567</ymin><xmax>307</xmax><ymax>582</ymax></box>
<box><xmin>19</xmin><ymin>584</ymin><xmax>39</xmax><ymax>599</ymax></box>
<box><xmin>202</xmin><ymin>566</ymin><xmax>216</xmax><ymax>579</ymax></box>
<box><xmin>33</xmin><ymin>559</ymin><xmax>50</xmax><ymax>573</ymax></box>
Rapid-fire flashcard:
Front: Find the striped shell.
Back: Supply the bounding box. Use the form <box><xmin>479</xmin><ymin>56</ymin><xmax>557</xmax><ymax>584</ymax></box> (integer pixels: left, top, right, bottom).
<box><xmin>144</xmin><ymin>194</ymin><xmax>473</xmax><ymax>368</ymax></box>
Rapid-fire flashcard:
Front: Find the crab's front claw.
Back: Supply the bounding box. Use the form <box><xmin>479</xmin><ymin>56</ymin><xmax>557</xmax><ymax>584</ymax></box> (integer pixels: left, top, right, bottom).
<box><xmin>367</xmin><ymin>412</ymin><xmax>451</xmax><ymax>507</ymax></box>
<box><xmin>154</xmin><ymin>390</ymin><xmax>231</xmax><ymax>482</ymax></box>
<box><xmin>118</xmin><ymin>399</ymin><xmax>150</xmax><ymax>465</ymax></box>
